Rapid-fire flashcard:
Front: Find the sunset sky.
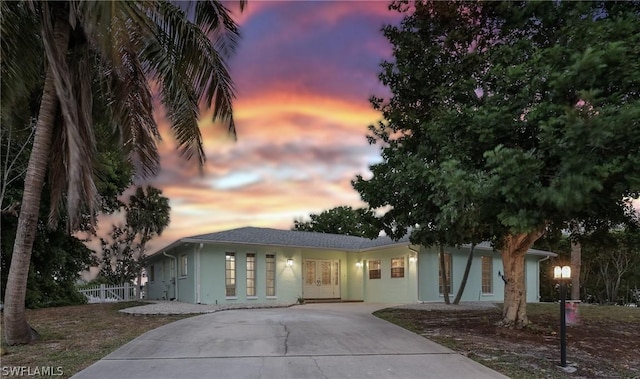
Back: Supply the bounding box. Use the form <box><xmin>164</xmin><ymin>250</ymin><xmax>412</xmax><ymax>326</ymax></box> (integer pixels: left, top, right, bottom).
<box><xmin>135</xmin><ymin>1</ymin><xmax>404</xmax><ymax>252</ymax></box>
<box><xmin>122</xmin><ymin>1</ymin><xmax>639</xmax><ymax>254</ymax></box>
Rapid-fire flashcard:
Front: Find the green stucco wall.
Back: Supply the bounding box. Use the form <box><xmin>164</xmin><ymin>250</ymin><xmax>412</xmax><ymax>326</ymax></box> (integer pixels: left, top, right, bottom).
<box><xmin>146</xmin><ymin>241</ymin><xmax>546</xmax><ymax>305</ymax></box>
<box><xmin>416</xmin><ymin>246</ymin><xmax>544</xmax><ymax>303</ymax></box>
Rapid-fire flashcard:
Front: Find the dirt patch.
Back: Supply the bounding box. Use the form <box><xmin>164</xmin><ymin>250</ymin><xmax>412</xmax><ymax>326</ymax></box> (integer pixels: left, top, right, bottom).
<box><xmin>375</xmin><ymin>303</ymin><xmax>640</xmax><ymax>379</ymax></box>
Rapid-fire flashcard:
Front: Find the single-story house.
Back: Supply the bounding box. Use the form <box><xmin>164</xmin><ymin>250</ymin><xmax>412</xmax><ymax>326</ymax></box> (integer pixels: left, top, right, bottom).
<box><xmin>145</xmin><ymin>227</ymin><xmax>555</xmax><ymax>304</ymax></box>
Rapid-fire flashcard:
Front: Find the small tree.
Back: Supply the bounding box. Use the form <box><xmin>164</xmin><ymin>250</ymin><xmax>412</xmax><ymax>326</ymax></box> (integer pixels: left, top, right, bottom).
<box><xmin>99</xmin><ymin>225</ymin><xmax>140</xmax><ymax>285</ymax></box>
<box><xmin>99</xmin><ymin>186</ymin><xmax>170</xmax><ymax>287</ymax></box>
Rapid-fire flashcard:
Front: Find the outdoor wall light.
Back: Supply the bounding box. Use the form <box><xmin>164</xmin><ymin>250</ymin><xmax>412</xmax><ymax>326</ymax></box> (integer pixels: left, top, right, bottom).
<box><xmin>409</xmin><ymin>255</ymin><xmax>417</xmax><ymax>263</ymax></box>
<box><xmin>553</xmin><ymin>265</ymin><xmax>572</xmax><ymax>368</ymax></box>
<box><xmin>553</xmin><ymin>265</ymin><xmax>571</xmax><ymax>280</ymax></box>
<box><xmin>286</xmin><ymin>258</ymin><xmax>294</xmax><ymax>267</ymax></box>
<box><xmin>356</xmin><ymin>260</ymin><xmax>363</xmax><ymax>268</ymax></box>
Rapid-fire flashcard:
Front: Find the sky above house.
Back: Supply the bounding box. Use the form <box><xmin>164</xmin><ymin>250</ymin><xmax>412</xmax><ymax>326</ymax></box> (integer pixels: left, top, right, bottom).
<box><xmin>123</xmin><ymin>1</ymin><xmax>640</xmax><ymax>254</ymax></box>
<box><xmin>133</xmin><ymin>1</ymin><xmax>404</xmax><ymax>252</ymax></box>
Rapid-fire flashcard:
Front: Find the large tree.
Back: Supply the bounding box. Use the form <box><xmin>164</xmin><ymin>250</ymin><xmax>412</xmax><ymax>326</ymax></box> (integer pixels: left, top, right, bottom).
<box><xmin>293</xmin><ymin>206</ymin><xmax>381</xmax><ymax>239</ymax></box>
<box><xmin>355</xmin><ymin>1</ymin><xmax>640</xmax><ymax>327</ymax></box>
<box><xmin>2</xmin><ymin>0</ymin><xmax>244</xmax><ymax>344</ymax></box>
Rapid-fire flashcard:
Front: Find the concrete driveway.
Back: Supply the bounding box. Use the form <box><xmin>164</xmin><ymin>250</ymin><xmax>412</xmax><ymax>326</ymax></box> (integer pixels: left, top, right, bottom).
<box><xmin>72</xmin><ymin>303</ymin><xmax>507</xmax><ymax>379</ymax></box>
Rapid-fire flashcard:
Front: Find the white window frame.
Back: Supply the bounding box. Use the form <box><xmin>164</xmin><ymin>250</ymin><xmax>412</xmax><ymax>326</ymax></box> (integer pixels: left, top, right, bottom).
<box><xmin>369</xmin><ymin>260</ymin><xmax>381</xmax><ymax>279</ymax></box>
<box><xmin>266</xmin><ymin>254</ymin><xmax>276</xmax><ymax>298</ymax></box>
<box><xmin>180</xmin><ymin>254</ymin><xmax>188</xmax><ymax>277</ymax></box>
<box><xmin>246</xmin><ymin>253</ymin><xmax>256</xmax><ymax>298</ymax></box>
<box><xmin>226</xmin><ymin>253</ymin><xmax>236</xmax><ymax>298</ymax></box>
<box><xmin>391</xmin><ymin>257</ymin><xmax>405</xmax><ymax>278</ymax></box>
<box><xmin>481</xmin><ymin>256</ymin><xmax>493</xmax><ymax>294</ymax></box>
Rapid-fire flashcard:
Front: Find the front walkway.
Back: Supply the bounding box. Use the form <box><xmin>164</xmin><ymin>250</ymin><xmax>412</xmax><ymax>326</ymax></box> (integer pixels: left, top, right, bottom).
<box><xmin>74</xmin><ymin>302</ymin><xmax>506</xmax><ymax>379</ymax></box>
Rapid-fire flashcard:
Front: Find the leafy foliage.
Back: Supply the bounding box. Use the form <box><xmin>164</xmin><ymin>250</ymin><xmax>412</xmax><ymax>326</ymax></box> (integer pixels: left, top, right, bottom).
<box><xmin>99</xmin><ymin>186</ymin><xmax>170</xmax><ymax>285</ymax></box>
<box><xmin>126</xmin><ymin>186</ymin><xmax>171</xmax><ymax>250</ymax></box>
<box><xmin>293</xmin><ymin>206</ymin><xmax>381</xmax><ymax>239</ymax></box>
<box><xmin>1</xmin><ymin>215</ymin><xmax>94</xmax><ymax>308</ymax></box>
<box><xmin>536</xmin><ymin>227</ymin><xmax>640</xmax><ymax>304</ymax></box>
<box><xmin>2</xmin><ymin>0</ymin><xmax>243</xmax><ymax>343</ymax></box>
<box><xmin>99</xmin><ymin>225</ymin><xmax>140</xmax><ymax>285</ymax></box>
<box><xmin>355</xmin><ymin>1</ymin><xmax>640</xmax><ymax>325</ymax></box>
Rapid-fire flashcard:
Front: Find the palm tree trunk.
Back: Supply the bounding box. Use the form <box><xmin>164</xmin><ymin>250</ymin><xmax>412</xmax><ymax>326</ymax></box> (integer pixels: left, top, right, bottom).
<box><xmin>3</xmin><ymin>18</ymin><xmax>69</xmax><ymax>345</ymax></box>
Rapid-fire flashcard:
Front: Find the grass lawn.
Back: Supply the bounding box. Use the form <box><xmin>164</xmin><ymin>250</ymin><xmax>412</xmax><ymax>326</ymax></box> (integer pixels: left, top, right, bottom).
<box><xmin>374</xmin><ymin>303</ymin><xmax>640</xmax><ymax>379</ymax></box>
<box><xmin>0</xmin><ymin>302</ymin><xmax>192</xmax><ymax>378</ymax></box>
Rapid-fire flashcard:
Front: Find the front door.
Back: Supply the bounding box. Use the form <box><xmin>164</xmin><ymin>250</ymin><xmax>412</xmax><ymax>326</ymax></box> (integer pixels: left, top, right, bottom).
<box><xmin>303</xmin><ymin>259</ymin><xmax>340</xmax><ymax>299</ymax></box>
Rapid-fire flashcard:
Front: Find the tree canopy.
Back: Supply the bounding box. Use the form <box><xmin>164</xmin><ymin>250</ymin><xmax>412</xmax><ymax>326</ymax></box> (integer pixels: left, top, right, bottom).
<box><xmin>2</xmin><ymin>0</ymin><xmax>244</xmax><ymax>344</ymax></box>
<box><xmin>354</xmin><ymin>1</ymin><xmax>640</xmax><ymax>327</ymax></box>
<box><xmin>293</xmin><ymin>206</ymin><xmax>381</xmax><ymax>239</ymax></box>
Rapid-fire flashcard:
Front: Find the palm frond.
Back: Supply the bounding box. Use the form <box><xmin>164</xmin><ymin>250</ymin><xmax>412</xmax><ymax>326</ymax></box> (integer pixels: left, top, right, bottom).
<box><xmin>81</xmin><ymin>2</ymin><xmax>161</xmax><ymax>179</ymax></box>
<box><xmin>105</xmin><ymin>47</ymin><xmax>160</xmax><ymax>178</ymax></box>
<box><xmin>193</xmin><ymin>1</ymin><xmax>241</xmax><ymax>58</ymax></box>
<box><xmin>41</xmin><ymin>2</ymin><xmax>98</xmax><ymax>229</ymax></box>
<box><xmin>1</xmin><ymin>1</ymin><xmax>43</xmax><ymax>127</ymax></box>
<box><xmin>140</xmin><ymin>2</ymin><xmax>239</xmax><ymax>164</ymax></box>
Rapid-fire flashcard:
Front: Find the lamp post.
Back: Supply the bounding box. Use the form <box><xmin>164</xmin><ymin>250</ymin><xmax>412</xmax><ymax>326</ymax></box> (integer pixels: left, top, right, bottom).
<box><xmin>554</xmin><ymin>265</ymin><xmax>571</xmax><ymax>367</ymax></box>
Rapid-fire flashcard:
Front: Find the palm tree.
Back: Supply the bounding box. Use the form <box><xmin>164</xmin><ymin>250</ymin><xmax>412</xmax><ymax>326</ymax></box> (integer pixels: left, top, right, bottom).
<box><xmin>2</xmin><ymin>0</ymin><xmax>245</xmax><ymax>344</ymax></box>
<box><xmin>127</xmin><ymin>186</ymin><xmax>171</xmax><ymax>251</ymax></box>
<box><xmin>126</xmin><ymin>185</ymin><xmax>170</xmax><ymax>296</ymax></box>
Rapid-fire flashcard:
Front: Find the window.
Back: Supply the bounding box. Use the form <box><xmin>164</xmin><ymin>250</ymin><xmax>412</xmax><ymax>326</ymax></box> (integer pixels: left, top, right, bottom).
<box><xmin>246</xmin><ymin>253</ymin><xmax>256</xmax><ymax>297</ymax></box>
<box><xmin>482</xmin><ymin>256</ymin><xmax>493</xmax><ymax>294</ymax></box>
<box><xmin>391</xmin><ymin>257</ymin><xmax>405</xmax><ymax>278</ymax></box>
<box><xmin>225</xmin><ymin>253</ymin><xmax>236</xmax><ymax>297</ymax></box>
<box><xmin>438</xmin><ymin>253</ymin><xmax>452</xmax><ymax>294</ymax></box>
<box><xmin>148</xmin><ymin>265</ymin><xmax>155</xmax><ymax>282</ymax></box>
<box><xmin>369</xmin><ymin>260</ymin><xmax>381</xmax><ymax>279</ymax></box>
<box><xmin>266</xmin><ymin>254</ymin><xmax>276</xmax><ymax>296</ymax></box>
<box><xmin>180</xmin><ymin>255</ymin><xmax>188</xmax><ymax>277</ymax></box>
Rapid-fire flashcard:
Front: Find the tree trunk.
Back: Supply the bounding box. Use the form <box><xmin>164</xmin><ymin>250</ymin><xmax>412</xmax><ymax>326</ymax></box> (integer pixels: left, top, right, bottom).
<box><xmin>3</xmin><ymin>17</ymin><xmax>69</xmax><ymax>345</ymax></box>
<box><xmin>452</xmin><ymin>243</ymin><xmax>475</xmax><ymax>305</ymax></box>
<box><xmin>570</xmin><ymin>240</ymin><xmax>581</xmax><ymax>300</ymax></box>
<box><xmin>499</xmin><ymin>231</ymin><xmax>544</xmax><ymax>328</ymax></box>
<box><xmin>439</xmin><ymin>245</ymin><xmax>450</xmax><ymax>304</ymax></box>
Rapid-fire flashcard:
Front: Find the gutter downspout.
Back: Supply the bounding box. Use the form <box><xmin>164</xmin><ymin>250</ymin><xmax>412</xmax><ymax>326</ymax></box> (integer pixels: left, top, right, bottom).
<box><xmin>537</xmin><ymin>255</ymin><xmax>551</xmax><ymax>302</ymax></box>
<box><xmin>163</xmin><ymin>251</ymin><xmax>178</xmax><ymax>301</ymax></box>
<box><xmin>408</xmin><ymin>245</ymin><xmax>420</xmax><ymax>303</ymax></box>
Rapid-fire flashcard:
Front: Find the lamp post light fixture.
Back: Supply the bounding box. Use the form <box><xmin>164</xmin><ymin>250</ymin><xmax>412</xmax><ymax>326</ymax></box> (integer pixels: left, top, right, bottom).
<box><xmin>553</xmin><ymin>265</ymin><xmax>571</xmax><ymax>368</ymax></box>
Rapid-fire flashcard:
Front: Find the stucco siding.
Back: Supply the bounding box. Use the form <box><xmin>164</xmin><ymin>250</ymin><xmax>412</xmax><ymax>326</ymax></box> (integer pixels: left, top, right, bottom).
<box><xmin>417</xmin><ymin>246</ymin><xmax>544</xmax><ymax>303</ymax></box>
<box><xmin>360</xmin><ymin>246</ymin><xmax>418</xmax><ymax>303</ymax></box>
<box><xmin>196</xmin><ymin>243</ymin><xmax>303</xmax><ymax>305</ymax></box>
<box><xmin>145</xmin><ymin>228</ymin><xmax>552</xmax><ymax>306</ymax></box>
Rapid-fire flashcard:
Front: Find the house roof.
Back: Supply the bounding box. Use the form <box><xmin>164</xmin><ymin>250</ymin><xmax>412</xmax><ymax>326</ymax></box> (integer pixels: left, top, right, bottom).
<box><xmin>182</xmin><ymin>227</ymin><xmax>410</xmax><ymax>251</ymax></box>
<box><xmin>150</xmin><ymin>226</ymin><xmax>556</xmax><ymax>257</ymax></box>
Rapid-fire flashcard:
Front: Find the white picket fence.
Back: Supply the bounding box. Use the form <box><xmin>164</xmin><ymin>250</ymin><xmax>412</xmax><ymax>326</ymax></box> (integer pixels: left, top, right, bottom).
<box><xmin>78</xmin><ymin>283</ymin><xmax>138</xmax><ymax>303</ymax></box>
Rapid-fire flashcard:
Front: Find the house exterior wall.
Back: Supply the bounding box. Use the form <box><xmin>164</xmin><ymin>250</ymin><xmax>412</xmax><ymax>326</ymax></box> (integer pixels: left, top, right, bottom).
<box><xmin>526</xmin><ymin>255</ymin><xmax>542</xmax><ymax>302</ymax></box>
<box><xmin>417</xmin><ymin>246</ymin><xmax>545</xmax><ymax>303</ymax></box>
<box><xmin>146</xmin><ymin>240</ymin><xmax>547</xmax><ymax>305</ymax></box>
<box><xmin>358</xmin><ymin>246</ymin><xmax>418</xmax><ymax>303</ymax></box>
<box><xmin>196</xmin><ymin>243</ymin><xmax>304</xmax><ymax>305</ymax></box>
